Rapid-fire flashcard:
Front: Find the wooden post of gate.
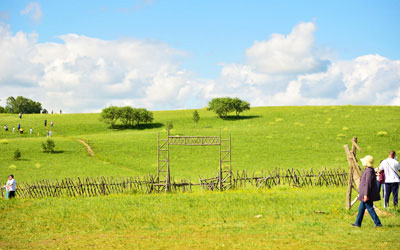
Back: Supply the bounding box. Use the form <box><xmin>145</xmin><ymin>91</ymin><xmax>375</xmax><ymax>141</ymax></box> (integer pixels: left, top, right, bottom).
<box><xmin>219</xmin><ymin>129</ymin><xmax>223</xmax><ymax>190</ymax></box>
<box><xmin>344</xmin><ymin>137</ymin><xmax>362</xmax><ymax>210</ymax></box>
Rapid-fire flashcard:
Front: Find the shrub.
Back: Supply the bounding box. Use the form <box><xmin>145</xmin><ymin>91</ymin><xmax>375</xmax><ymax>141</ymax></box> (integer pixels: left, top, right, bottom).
<box><xmin>377</xmin><ymin>131</ymin><xmax>388</xmax><ymax>137</ymax></box>
<box><xmin>42</xmin><ymin>139</ymin><xmax>55</xmax><ymax>153</ymax></box>
<box><xmin>165</xmin><ymin>121</ymin><xmax>174</xmax><ymax>131</ymax></box>
<box><xmin>192</xmin><ymin>110</ymin><xmax>200</xmax><ymax>124</ymax></box>
<box><xmin>13</xmin><ymin>149</ymin><xmax>21</xmax><ymax>160</ymax></box>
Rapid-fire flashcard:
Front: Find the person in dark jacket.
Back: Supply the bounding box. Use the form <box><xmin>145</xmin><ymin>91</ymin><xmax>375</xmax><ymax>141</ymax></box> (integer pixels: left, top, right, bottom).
<box><xmin>352</xmin><ymin>155</ymin><xmax>382</xmax><ymax>227</ymax></box>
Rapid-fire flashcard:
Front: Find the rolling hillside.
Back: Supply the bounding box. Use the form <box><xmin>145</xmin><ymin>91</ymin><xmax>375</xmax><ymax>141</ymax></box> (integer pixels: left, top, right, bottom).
<box><xmin>0</xmin><ymin>106</ymin><xmax>399</xmax><ymax>181</ymax></box>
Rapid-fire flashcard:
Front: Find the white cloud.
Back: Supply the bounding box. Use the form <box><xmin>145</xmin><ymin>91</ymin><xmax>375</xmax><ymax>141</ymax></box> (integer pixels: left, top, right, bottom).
<box><xmin>20</xmin><ymin>2</ymin><xmax>43</xmax><ymax>24</ymax></box>
<box><xmin>0</xmin><ymin>21</ymin><xmax>399</xmax><ymax>113</ymax></box>
<box><xmin>245</xmin><ymin>22</ymin><xmax>329</xmax><ymax>75</ymax></box>
<box><xmin>0</xmin><ymin>24</ymin><xmax>200</xmax><ymax>112</ymax></box>
<box><xmin>211</xmin><ymin>22</ymin><xmax>400</xmax><ymax>107</ymax></box>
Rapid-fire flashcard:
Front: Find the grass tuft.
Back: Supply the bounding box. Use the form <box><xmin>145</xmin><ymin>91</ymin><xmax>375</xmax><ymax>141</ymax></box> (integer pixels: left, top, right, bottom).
<box><xmin>377</xmin><ymin>131</ymin><xmax>388</xmax><ymax>137</ymax></box>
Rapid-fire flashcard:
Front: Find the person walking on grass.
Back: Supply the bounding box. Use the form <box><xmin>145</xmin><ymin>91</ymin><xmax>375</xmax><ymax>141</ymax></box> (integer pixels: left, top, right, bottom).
<box><xmin>379</xmin><ymin>150</ymin><xmax>399</xmax><ymax>208</ymax></box>
<box><xmin>3</xmin><ymin>175</ymin><xmax>16</xmax><ymax>199</ymax></box>
<box><xmin>19</xmin><ymin>112</ymin><xmax>22</xmax><ymax>119</ymax></box>
<box><xmin>351</xmin><ymin>155</ymin><xmax>382</xmax><ymax>228</ymax></box>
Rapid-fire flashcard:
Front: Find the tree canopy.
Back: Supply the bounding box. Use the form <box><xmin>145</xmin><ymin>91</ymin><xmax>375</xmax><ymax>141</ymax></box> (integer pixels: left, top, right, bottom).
<box><xmin>4</xmin><ymin>96</ymin><xmax>42</xmax><ymax>114</ymax></box>
<box><xmin>100</xmin><ymin>106</ymin><xmax>154</xmax><ymax>128</ymax></box>
<box><xmin>207</xmin><ymin>97</ymin><xmax>250</xmax><ymax>118</ymax></box>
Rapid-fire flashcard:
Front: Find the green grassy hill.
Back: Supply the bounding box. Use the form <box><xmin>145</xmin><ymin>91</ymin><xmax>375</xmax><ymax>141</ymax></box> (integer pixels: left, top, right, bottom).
<box><xmin>1</xmin><ymin>106</ymin><xmax>399</xmax><ymax>182</ymax></box>
<box><xmin>1</xmin><ymin>106</ymin><xmax>399</xmax><ymax>249</ymax></box>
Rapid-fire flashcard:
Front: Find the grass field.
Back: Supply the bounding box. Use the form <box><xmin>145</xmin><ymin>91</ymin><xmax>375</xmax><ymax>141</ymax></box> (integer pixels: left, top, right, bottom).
<box><xmin>0</xmin><ymin>106</ymin><xmax>399</xmax><ymax>181</ymax></box>
<box><xmin>0</xmin><ymin>187</ymin><xmax>399</xmax><ymax>249</ymax></box>
<box><xmin>0</xmin><ymin>106</ymin><xmax>399</xmax><ymax>249</ymax></box>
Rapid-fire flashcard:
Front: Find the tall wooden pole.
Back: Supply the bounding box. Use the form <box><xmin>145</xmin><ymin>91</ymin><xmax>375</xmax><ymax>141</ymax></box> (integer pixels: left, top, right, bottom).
<box><xmin>166</xmin><ymin>129</ymin><xmax>170</xmax><ymax>192</ymax></box>
<box><xmin>219</xmin><ymin>129</ymin><xmax>223</xmax><ymax>190</ymax></box>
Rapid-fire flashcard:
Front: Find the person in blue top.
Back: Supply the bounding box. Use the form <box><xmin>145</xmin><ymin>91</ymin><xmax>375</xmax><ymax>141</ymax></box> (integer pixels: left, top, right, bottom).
<box><xmin>351</xmin><ymin>155</ymin><xmax>382</xmax><ymax>227</ymax></box>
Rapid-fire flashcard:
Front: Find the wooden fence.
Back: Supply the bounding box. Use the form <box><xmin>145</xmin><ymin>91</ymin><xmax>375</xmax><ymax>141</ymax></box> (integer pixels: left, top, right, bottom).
<box><xmin>1</xmin><ymin>168</ymin><xmax>348</xmax><ymax>199</ymax></box>
<box><xmin>199</xmin><ymin>168</ymin><xmax>347</xmax><ymax>190</ymax></box>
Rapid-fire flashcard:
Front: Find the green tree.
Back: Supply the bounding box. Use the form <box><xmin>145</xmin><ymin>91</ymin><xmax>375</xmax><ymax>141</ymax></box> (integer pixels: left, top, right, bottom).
<box><xmin>232</xmin><ymin>98</ymin><xmax>250</xmax><ymax>117</ymax></box>
<box><xmin>100</xmin><ymin>106</ymin><xmax>154</xmax><ymax>128</ymax></box>
<box><xmin>208</xmin><ymin>97</ymin><xmax>250</xmax><ymax>118</ymax></box>
<box><xmin>42</xmin><ymin>139</ymin><xmax>55</xmax><ymax>153</ymax></box>
<box><xmin>100</xmin><ymin>106</ymin><xmax>121</xmax><ymax>128</ymax></box>
<box><xmin>5</xmin><ymin>96</ymin><xmax>42</xmax><ymax>114</ymax></box>
<box><xmin>135</xmin><ymin>108</ymin><xmax>154</xmax><ymax>125</ymax></box>
<box><xmin>119</xmin><ymin>106</ymin><xmax>135</xmax><ymax>126</ymax></box>
<box><xmin>192</xmin><ymin>110</ymin><xmax>200</xmax><ymax>124</ymax></box>
<box><xmin>13</xmin><ymin>149</ymin><xmax>21</xmax><ymax>160</ymax></box>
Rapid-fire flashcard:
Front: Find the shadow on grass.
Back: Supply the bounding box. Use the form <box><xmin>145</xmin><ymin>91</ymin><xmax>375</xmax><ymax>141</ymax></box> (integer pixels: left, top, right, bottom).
<box><xmin>111</xmin><ymin>123</ymin><xmax>164</xmax><ymax>130</ymax></box>
<box><xmin>41</xmin><ymin>150</ymin><xmax>65</xmax><ymax>154</ymax></box>
<box><xmin>51</xmin><ymin>150</ymin><xmax>65</xmax><ymax>154</ymax></box>
<box><xmin>221</xmin><ymin>115</ymin><xmax>261</xmax><ymax>121</ymax></box>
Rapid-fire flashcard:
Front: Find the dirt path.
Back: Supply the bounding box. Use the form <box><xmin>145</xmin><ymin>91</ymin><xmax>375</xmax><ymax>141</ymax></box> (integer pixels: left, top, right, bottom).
<box><xmin>77</xmin><ymin>139</ymin><xmax>95</xmax><ymax>157</ymax></box>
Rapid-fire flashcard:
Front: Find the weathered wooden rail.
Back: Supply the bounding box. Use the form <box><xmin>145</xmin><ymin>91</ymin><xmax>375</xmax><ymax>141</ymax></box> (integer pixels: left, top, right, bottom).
<box><xmin>1</xmin><ymin>168</ymin><xmax>347</xmax><ymax>199</ymax></box>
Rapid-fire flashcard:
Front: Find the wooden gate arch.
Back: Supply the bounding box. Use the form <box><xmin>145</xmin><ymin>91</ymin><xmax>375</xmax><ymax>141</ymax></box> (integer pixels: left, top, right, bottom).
<box><xmin>157</xmin><ymin>130</ymin><xmax>232</xmax><ymax>191</ymax></box>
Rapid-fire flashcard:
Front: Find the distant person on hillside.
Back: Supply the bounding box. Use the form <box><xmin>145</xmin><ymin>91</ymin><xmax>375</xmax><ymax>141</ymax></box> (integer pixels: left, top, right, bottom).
<box><xmin>60</xmin><ymin>109</ymin><xmax>62</xmax><ymax>114</ymax></box>
<box><xmin>51</xmin><ymin>121</ymin><xmax>54</xmax><ymax>128</ymax></box>
<box><xmin>49</xmin><ymin>130</ymin><xmax>52</xmax><ymax>137</ymax></box>
<box><xmin>30</xmin><ymin>128</ymin><xmax>33</xmax><ymax>135</ymax></box>
<box><xmin>379</xmin><ymin>150</ymin><xmax>399</xmax><ymax>207</ymax></box>
<box><xmin>46</xmin><ymin>131</ymin><xmax>49</xmax><ymax>139</ymax></box>
<box><xmin>19</xmin><ymin>128</ymin><xmax>23</xmax><ymax>134</ymax></box>
<box><xmin>375</xmin><ymin>163</ymin><xmax>385</xmax><ymax>199</ymax></box>
<box><xmin>2</xmin><ymin>176</ymin><xmax>12</xmax><ymax>199</ymax></box>
<box><xmin>12</xmin><ymin>127</ymin><xmax>15</xmax><ymax>133</ymax></box>
<box><xmin>351</xmin><ymin>155</ymin><xmax>382</xmax><ymax>228</ymax></box>
<box><xmin>51</xmin><ymin>110</ymin><xmax>53</xmax><ymax>114</ymax></box>
<box><xmin>4</xmin><ymin>125</ymin><xmax>8</xmax><ymax>131</ymax></box>
<box><xmin>17</xmin><ymin>124</ymin><xmax>20</xmax><ymax>130</ymax></box>
<box><xmin>3</xmin><ymin>175</ymin><xmax>16</xmax><ymax>199</ymax></box>
<box><xmin>44</xmin><ymin>119</ymin><xmax>47</xmax><ymax>127</ymax></box>
<box><xmin>19</xmin><ymin>112</ymin><xmax>22</xmax><ymax>119</ymax></box>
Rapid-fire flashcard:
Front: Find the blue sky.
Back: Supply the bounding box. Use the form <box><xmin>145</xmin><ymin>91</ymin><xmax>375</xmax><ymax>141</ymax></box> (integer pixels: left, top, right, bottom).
<box><xmin>0</xmin><ymin>0</ymin><xmax>399</xmax><ymax>112</ymax></box>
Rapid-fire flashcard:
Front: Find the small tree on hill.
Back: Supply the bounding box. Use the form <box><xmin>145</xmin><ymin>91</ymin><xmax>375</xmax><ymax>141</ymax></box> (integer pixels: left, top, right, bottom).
<box><xmin>100</xmin><ymin>106</ymin><xmax>154</xmax><ymax>128</ymax></box>
<box><xmin>208</xmin><ymin>97</ymin><xmax>250</xmax><ymax>118</ymax></box>
<box><xmin>42</xmin><ymin>139</ymin><xmax>55</xmax><ymax>153</ymax></box>
<box><xmin>192</xmin><ymin>110</ymin><xmax>200</xmax><ymax>124</ymax></box>
<box><xmin>14</xmin><ymin>149</ymin><xmax>21</xmax><ymax>160</ymax></box>
<box><xmin>232</xmin><ymin>97</ymin><xmax>250</xmax><ymax>117</ymax></box>
<box><xmin>100</xmin><ymin>106</ymin><xmax>121</xmax><ymax>128</ymax></box>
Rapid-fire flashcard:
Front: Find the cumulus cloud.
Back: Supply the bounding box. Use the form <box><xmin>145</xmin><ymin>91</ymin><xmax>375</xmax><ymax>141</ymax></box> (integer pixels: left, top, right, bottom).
<box><xmin>245</xmin><ymin>22</ymin><xmax>329</xmax><ymax>74</ymax></box>
<box><xmin>0</xmin><ymin>21</ymin><xmax>399</xmax><ymax>113</ymax></box>
<box><xmin>20</xmin><ymin>2</ymin><xmax>43</xmax><ymax>23</ymax></box>
<box><xmin>0</xmin><ymin>24</ymin><xmax>200</xmax><ymax>112</ymax></box>
<box><xmin>209</xmin><ymin>22</ymin><xmax>400</xmax><ymax>107</ymax></box>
